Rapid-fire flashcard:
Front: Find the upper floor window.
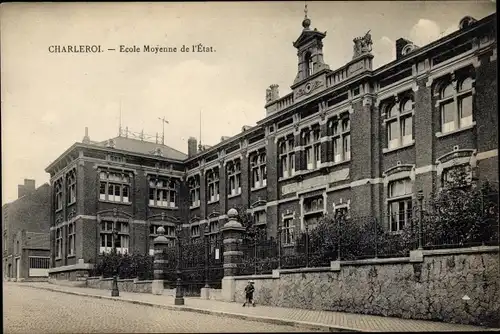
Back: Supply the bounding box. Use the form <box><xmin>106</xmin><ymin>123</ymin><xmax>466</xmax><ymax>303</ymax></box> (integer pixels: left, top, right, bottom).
<box><xmin>254</xmin><ymin>210</ymin><xmax>266</xmax><ymax>226</ymax></box>
<box><xmin>149</xmin><ymin>176</ymin><xmax>177</xmax><ymax>208</ymax></box>
<box><xmin>99</xmin><ymin>171</ymin><xmax>131</xmax><ymax>203</ymax></box>
<box><xmin>227</xmin><ymin>159</ymin><xmax>241</xmax><ymax>196</ymax></box>
<box><xmin>250</xmin><ymin>151</ymin><xmax>267</xmax><ymax>189</ymax></box>
<box><xmin>68</xmin><ymin>222</ymin><xmax>75</xmax><ymax>257</ymax></box>
<box><xmin>66</xmin><ymin>169</ymin><xmax>76</xmax><ymax>205</ymax></box>
<box><xmin>328</xmin><ymin>114</ymin><xmax>351</xmax><ymax>163</ymax></box>
<box><xmin>191</xmin><ymin>224</ymin><xmax>200</xmax><ymax>238</ymax></box>
<box><xmin>388</xmin><ymin>178</ymin><xmax>413</xmax><ymax>232</ymax></box>
<box><xmin>279</xmin><ymin>136</ymin><xmax>295</xmax><ymax>178</ymax></box>
<box><xmin>54</xmin><ymin>179</ymin><xmax>63</xmax><ymax>211</ymax></box>
<box><xmin>188</xmin><ymin>175</ymin><xmax>201</xmax><ymax>207</ymax></box>
<box><xmin>385</xmin><ymin>98</ymin><xmax>413</xmax><ymax>150</ymax></box>
<box><xmin>206</xmin><ymin>168</ymin><xmax>220</xmax><ymax>202</ymax></box>
<box><xmin>438</xmin><ymin>76</ymin><xmax>474</xmax><ymax>134</ymax></box>
<box><xmin>303</xmin><ymin>126</ymin><xmax>321</xmax><ymax>170</ymax></box>
<box><xmin>99</xmin><ymin>220</ymin><xmax>129</xmax><ymax>254</ymax></box>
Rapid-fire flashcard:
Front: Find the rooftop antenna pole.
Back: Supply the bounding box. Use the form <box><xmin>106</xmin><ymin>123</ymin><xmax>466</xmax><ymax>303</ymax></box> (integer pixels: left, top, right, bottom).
<box><xmin>158</xmin><ymin>117</ymin><xmax>169</xmax><ymax>145</ymax></box>
<box><xmin>199</xmin><ymin>110</ymin><xmax>202</xmax><ymax>151</ymax></box>
<box><xmin>119</xmin><ymin>99</ymin><xmax>123</xmax><ymax>137</ymax></box>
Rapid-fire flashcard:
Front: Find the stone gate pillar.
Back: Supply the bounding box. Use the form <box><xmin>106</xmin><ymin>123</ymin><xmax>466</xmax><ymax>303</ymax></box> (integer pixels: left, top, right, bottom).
<box><xmin>152</xmin><ymin>226</ymin><xmax>169</xmax><ymax>295</ymax></box>
<box><xmin>221</xmin><ymin>208</ymin><xmax>245</xmax><ymax>301</ymax></box>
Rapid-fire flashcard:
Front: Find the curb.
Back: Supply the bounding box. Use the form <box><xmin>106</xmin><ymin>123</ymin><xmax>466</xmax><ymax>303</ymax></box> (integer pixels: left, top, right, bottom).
<box><xmin>23</xmin><ymin>285</ymin><xmax>360</xmax><ymax>332</ymax></box>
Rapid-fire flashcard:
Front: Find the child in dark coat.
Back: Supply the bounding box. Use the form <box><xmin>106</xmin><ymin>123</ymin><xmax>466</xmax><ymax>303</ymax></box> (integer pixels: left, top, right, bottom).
<box><xmin>242</xmin><ymin>281</ymin><xmax>255</xmax><ymax>307</ymax></box>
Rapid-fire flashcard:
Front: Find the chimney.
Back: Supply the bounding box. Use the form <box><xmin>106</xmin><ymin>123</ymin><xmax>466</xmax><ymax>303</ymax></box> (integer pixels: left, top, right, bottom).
<box><xmin>82</xmin><ymin>127</ymin><xmax>90</xmax><ymax>144</ymax></box>
<box><xmin>188</xmin><ymin>137</ymin><xmax>198</xmax><ymax>157</ymax></box>
<box><xmin>241</xmin><ymin>125</ymin><xmax>252</xmax><ymax>132</ymax></box>
<box><xmin>220</xmin><ymin>136</ymin><xmax>231</xmax><ymax>142</ymax></box>
<box><xmin>18</xmin><ymin>179</ymin><xmax>36</xmax><ymax>198</ymax></box>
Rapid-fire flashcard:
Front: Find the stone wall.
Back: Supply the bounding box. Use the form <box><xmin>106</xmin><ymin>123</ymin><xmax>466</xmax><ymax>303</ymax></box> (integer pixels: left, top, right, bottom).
<box><xmin>231</xmin><ymin>247</ymin><xmax>500</xmax><ymax>328</ymax></box>
<box><xmin>85</xmin><ymin>277</ymin><xmax>153</xmax><ymax>293</ymax></box>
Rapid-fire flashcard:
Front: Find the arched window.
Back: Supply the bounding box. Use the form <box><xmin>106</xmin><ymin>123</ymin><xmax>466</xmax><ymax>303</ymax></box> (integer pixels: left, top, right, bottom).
<box><xmin>437</xmin><ymin>76</ymin><xmax>474</xmax><ymax>134</ymax></box>
<box><xmin>385</xmin><ymin>97</ymin><xmax>414</xmax><ymax>150</ymax></box>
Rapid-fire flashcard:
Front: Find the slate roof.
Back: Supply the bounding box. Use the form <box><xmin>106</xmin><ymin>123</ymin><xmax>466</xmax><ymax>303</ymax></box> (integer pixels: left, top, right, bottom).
<box><xmin>96</xmin><ymin>136</ymin><xmax>188</xmax><ymax>161</ymax></box>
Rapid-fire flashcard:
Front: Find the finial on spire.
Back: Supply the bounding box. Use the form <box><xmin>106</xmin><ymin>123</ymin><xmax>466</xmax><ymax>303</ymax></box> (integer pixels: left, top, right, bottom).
<box><xmin>302</xmin><ymin>1</ymin><xmax>311</xmax><ymax>30</ymax></box>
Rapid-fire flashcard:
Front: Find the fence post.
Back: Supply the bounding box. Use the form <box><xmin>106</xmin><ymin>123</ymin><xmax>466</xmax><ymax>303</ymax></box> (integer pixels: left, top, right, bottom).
<box><xmin>374</xmin><ymin>217</ymin><xmax>378</xmax><ymax>259</ymax></box>
<box><xmin>337</xmin><ymin>217</ymin><xmax>341</xmax><ymax>261</ymax></box>
<box><xmin>152</xmin><ymin>226</ymin><xmax>169</xmax><ymax>295</ymax></box>
<box><xmin>305</xmin><ymin>223</ymin><xmax>309</xmax><ymax>267</ymax></box>
<box><xmin>417</xmin><ymin>190</ymin><xmax>424</xmax><ymax>250</ymax></box>
<box><xmin>221</xmin><ymin>208</ymin><xmax>246</xmax><ymax>302</ymax></box>
<box><xmin>277</xmin><ymin>225</ymin><xmax>282</xmax><ymax>269</ymax></box>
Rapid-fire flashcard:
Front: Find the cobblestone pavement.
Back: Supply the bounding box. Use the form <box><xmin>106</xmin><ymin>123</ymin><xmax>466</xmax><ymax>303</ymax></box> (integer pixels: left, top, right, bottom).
<box><xmin>12</xmin><ymin>282</ymin><xmax>500</xmax><ymax>332</ymax></box>
<box><xmin>3</xmin><ymin>283</ymin><xmax>320</xmax><ymax>333</ymax></box>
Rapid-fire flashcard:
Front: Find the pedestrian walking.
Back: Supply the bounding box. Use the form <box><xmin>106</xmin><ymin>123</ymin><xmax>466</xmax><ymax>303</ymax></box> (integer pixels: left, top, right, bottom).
<box><xmin>242</xmin><ymin>280</ymin><xmax>256</xmax><ymax>307</ymax></box>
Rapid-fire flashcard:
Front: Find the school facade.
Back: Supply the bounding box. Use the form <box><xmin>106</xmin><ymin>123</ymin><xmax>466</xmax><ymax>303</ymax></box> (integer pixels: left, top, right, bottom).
<box><xmin>46</xmin><ymin>13</ymin><xmax>498</xmax><ymax>278</ymax></box>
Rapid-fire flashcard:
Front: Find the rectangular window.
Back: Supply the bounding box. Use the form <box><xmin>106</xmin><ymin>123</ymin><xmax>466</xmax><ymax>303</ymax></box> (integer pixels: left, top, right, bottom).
<box><xmin>55</xmin><ymin>180</ymin><xmax>63</xmax><ymax>211</ymax></box>
<box><xmin>99</xmin><ymin>221</ymin><xmax>129</xmax><ymax>254</ymax></box>
<box><xmin>459</xmin><ymin>94</ymin><xmax>473</xmax><ymax>127</ymax></box>
<box><xmin>283</xmin><ymin>218</ymin><xmax>294</xmax><ymax>245</ymax></box>
<box><xmin>279</xmin><ymin>137</ymin><xmax>295</xmax><ymax>178</ymax></box>
<box><xmin>99</xmin><ymin>171</ymin><xmax>132</xmax><ymax>203</ymax></box>
<box><xmin>254</xmin><ymin>210</ymin><xmax>266</xmax><ymax>225</ymax></box>
<box><xmin>442</xmin><ymin>101</ymin><xmax>456</xmax><ymax>133</ymax></box>
<box><xmin>227</xmin><ymin>160</ymin><xmax>241</xmax><ymax>195</ymax></box>
<box><xmin>67</xmin><ymin>170</ymin><xmax>77</xmax><ymax>204</ymax></box>
<box><xmin>401</xmin><ymin>116</ymin><xmax>413</xmax><ymax>145</ymax></box>
<box><xmin>188</xmin><ymin>175</ymin><xmax>201</xmax><ymax>207</ymax></box>
<box><xmin>388</xmin><ymin>178</ymin><xmax>413</xmax><ymax>232</ymax></box>
<box><xmin>68</xmin><ymin>223</ymin><xmax>75</xmax><ymax>256</ymax></box>
<box><xmin>250</xmin><ymin>152</ymin><xmax>267</xmax><ymax>189</ymax></box>
<box><xmin>56</xmin><ymin>228</ymin><xmax>62</xmax><ymax>258</ymax></box>
<box><xmin>303</xmin><ymin>128</ymin><xmax>321</xmax><ymax>170</ymax></box>
<box><xmin>329</xmin><ymin>114</ymin><xmax>350</xmax><ymax>163</ymax></box>
<box><xmin>343</xmin><ymin>134</ymin><xmax>351</xmax><ymax>161</ymax></box>
<box><xmin>388</xmin><ymin>120</ymin><xmax>400</xmax><ymax>149</ymax></box>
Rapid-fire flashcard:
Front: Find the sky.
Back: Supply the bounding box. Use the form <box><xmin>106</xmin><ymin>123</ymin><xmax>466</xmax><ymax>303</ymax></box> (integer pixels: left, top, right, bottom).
<box><xmin>1</xmin><ymin>1</ymin><xmax>496</xmax><ymax>205</ymax></box>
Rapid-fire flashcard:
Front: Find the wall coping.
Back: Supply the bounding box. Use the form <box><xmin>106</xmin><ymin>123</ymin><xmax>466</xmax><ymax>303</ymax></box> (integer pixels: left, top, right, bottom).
<box><xmin>342</xmin><ymin>257</ymin><xmax>410</xmax><ymax>266</ymax></box>
<box><xmin>422</xmin><ymin>245</ymin><xmax>499</xmax><ymax>256</ymax></box>
<box><xmin>48</xmin><ymin>262</ymin><xmax>94</xmax><ymax>274</ymax></box>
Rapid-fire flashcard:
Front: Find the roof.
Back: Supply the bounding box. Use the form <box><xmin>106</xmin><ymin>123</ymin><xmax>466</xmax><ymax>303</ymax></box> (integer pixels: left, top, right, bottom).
<box><xmin>96</xmin><ymin>136</ymin><xmax>188</xmax><ymax>161</ymax></box>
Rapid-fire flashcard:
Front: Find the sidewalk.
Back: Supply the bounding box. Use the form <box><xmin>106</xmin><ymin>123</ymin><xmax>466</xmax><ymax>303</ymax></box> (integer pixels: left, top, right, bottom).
<box><xmin>16</xmin><ymin>282</ymin><xmax>497</xmax><ymax>332</ymax></box>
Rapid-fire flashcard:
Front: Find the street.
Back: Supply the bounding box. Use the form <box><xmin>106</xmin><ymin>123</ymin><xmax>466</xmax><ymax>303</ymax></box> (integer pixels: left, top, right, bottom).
<box><xmin>3</xmin><ymin>283</ymin><xmax>319</xmax><ymax>333</ymax></box>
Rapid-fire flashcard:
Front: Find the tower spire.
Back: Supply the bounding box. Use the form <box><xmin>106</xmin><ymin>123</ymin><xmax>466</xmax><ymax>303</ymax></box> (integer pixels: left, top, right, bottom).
<box><xmin>304</xmin><ymin>1</ymin><xmax>308</xmax><ymax>19</ymax></box>
<box><xmin>302</xmin><ymin>1</ymin><xmax>311</xmax><ymax>30</ymax></box>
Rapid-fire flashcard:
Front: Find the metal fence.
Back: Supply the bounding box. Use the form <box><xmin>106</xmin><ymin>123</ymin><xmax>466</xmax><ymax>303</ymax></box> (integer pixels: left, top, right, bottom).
<box><xmin>236</xmin><ymin>189</ymin><xmax>499</xmax><ymax>276</ymax></box>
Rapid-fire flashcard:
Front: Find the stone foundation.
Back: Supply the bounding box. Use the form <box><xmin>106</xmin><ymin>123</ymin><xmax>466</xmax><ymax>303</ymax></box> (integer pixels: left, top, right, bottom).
<box><xmin>231</xmin><ymin>247</ymin><xmax>499</xmax><ymax>328</ymax></box>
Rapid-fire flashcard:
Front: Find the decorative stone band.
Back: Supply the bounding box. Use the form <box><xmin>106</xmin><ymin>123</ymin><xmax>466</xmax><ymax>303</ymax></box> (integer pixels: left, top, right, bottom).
<box><xmin>153</xmin><ymin>259</ymin><xmax>169</xmax><ymax>264</ymax></box>
<box><xmin>223</xmin><ymin>263</ymin><xmax>239</xmax><ymax>268</ymax></box>
<box><xmin>223</xmin><ymin>251</ymin><xmax>243</xmax><ymax>257</ymax></box>
<box><xmin>223</xmin><ymin>238</ymin><xmax>242</xmax><ymax>244</ymax></box>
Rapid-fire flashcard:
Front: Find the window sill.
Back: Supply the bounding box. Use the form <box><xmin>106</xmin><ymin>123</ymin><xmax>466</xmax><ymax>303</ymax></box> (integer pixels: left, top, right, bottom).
<box><xmin>190</xmin><ymin>205</ymin><xmax>200</xmax><ymax>210</ymax></box>
<box><xmin>148</xmin><ymin>205</ymin><xmax>178</xmax><ymax>210</ymax></box>
<box><xmin>321</xmin><ymin>159</ymin><xmax>351</xmax><ymax>168</ymax></box>
<box><xmin>282</xmin><ymin>243</ymin><xmax>295</xmax><ymax>248</ymax></box>
<box><xmin>304</xmin><ymin>209</ymin><xmax>324</xmax><ymax>217</ymax></box>
<box><xmin>228</xmin><ymin>193</ymin><xmax>241</xmax><ymax>199</ymax></box>
<box><xmin>99</xmin><ymin>199</ymin><xmax>132</xmax><ymax>206</ymax></box>
<box><xmin>207</xmin><ymin>199</ymin><xmax>220</xmax><ymax>205</ymax></box>
<box><xmin>55</xmin><ymin>257</ymin><xmax>62</xmax><ymax>261</ymax></box>
<box><xmin>67</xmin><ymin>201</ymin><xmax>77</xmax><ymax>207</ymax></box>
<box><xmin>251</xmin><ymin>185</ymin><xmax>267</xmax><ymax>192</ymax></box>
<box><xmin>383</xmin><ymin>140</ymin><xmax>415</xmax><ymax>154</ymax></box>
<box><xmin>67</xmin><ymin>254</ymin><xmax>76</xmax><ymax>259</ymax></box>
<box><xmin>436</xmin><ymin>122</ymin><xmax>476</xmax><ymax>138</ymax></box>
<box><xmin>278</xmin><ymin>174</ymin><xmax>296</xmax><ymax>182</ymax></box>
<box><xmin>55</xmin><ymin>208</ymin><xmax>63</xmax><ymax>214</ymax></box>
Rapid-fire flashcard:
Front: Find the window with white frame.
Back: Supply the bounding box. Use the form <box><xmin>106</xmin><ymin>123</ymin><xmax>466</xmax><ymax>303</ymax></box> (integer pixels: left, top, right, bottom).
<box><xmin>66</xmin><ymin>169</ymin><xmax>76</xmax><ymax>205</ymax></box>
<box><xmin>282</xmin><ymin>217</ymin><xmax>294</xmax><ymax>245</ymax></box>
<box><xmin>99</xmin><ymin>170</ymin><xmax>131</xmax><ymax>203</ymax></box>
<box><xmin>188</xmin><ymin>175</ymin><xmax>201</xmax><ymax>207</ymax></box>
<box><xmin>99</xmin><ymin>220</ymin><xmax>129</xmax><ymax>254</ymax></box>
<box><xmin>227</xmin><ymin>159</ymin><xmax>241</xmax><ymax>196</ymax></box>
<box><xmin>56</xmin><ymin>228</ymin><xmax>62</xmax><ymax>258</ymax></box>
<box><xmin>442</xmin><ymin>164</ymin><xmax>472</xmax><ymax>189</ymax></box>
<box><xmin>334</xmin><ymin>206</ymin><xmax>349</xmax><ymax>220</ymax></box>
<box><xmin>278</xmin><ymin>136</ymin><xmax>295</xmax><ymax>178</ymax></box>
<box><xmin>328</xmin><ymin>114</ymin><xmax>351</xmax><ymax>163</ymax></box>
<box><xmin>388</xmin><ymin>178</ymin><xmax>413</xmax><ymax>232</ymax></box>
<box><xmin>54</xmin><ymin>179</ymin><xmax>63</xmax><ymax>211</ymax></box>
<box><xmin>191</xmin><ymin>225</ymin><xmax>200</xmax><ymax>238</ymax></box>
<box><xmin>250</xmin><ymin>151</ymin><xmax>267</xmax><ymax>189</ymax></box>
<box><xmin>148</xmin><ymin>176</ymin><xmax>177</xmax><ymax>208</ymax></box>
<box><xmin>438</xmin><ymin>76</ymin><xmax>474</xmax><ymax>134</ymax></box>
<box><xmin>303</xmin><ymin>195</ymin><xmax>324</xmax><ymax>230</ymax></box>
<box><xmin>206</xmin><ymin>168</ymin><xmax>220</xmax><ymax>202</ymax></box>
<box><xmin>385</xmin><ymin>98</ymin><xmax>413</xmax><ymax>149</ymax></box>
<box><xmin>208</xmin><ymin>220</ymin><xmax>219</xmax><ymax>245</ymax></box>
<box><xmin>303</xmin><ymin>126</ymin><xmax>321</xmax><ymax>170</ymax></box>
<box><xmin>68</xmin><ymin>222</ymin><xmax>75</xmax><ymax>256</ymax></box>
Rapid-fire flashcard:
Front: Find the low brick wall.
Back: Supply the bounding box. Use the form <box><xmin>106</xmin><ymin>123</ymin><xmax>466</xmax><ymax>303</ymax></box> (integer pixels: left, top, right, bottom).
<box><xmin>231</xmin><ymin>247</ymin><xmax>499</xmax><ymax>328</ymax></box>
<box><xmin>85</xmin><ymin>277</ymin><xmax>153</xmax><ymax>293</ymax></box>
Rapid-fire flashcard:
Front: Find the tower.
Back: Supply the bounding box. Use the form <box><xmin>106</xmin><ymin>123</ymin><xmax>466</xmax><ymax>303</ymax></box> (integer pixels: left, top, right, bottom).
<box><xmin>292</xmin><ymin>4</ymin><xmax>330</xmax><ymax>85</ymax></box>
